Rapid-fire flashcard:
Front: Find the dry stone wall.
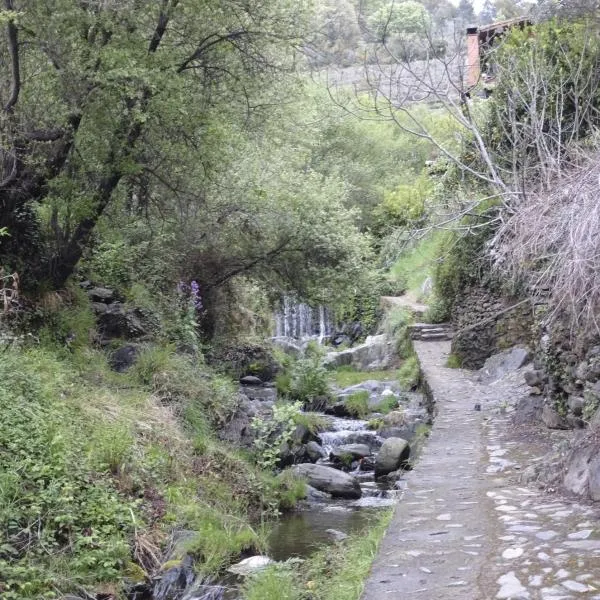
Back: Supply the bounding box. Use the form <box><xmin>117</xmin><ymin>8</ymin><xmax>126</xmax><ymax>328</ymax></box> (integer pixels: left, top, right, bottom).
<box><xmin>450</xmin><ymin>285</ymin><xmax>535</xmax><ymax>369</ymax></box>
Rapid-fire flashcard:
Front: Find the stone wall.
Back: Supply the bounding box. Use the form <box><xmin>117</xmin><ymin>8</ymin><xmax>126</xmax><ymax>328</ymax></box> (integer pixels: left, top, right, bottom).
<box><xmin>451</xmin><ymin>285</ymin><xmax>535</xmax><ymax>369</ymax></box>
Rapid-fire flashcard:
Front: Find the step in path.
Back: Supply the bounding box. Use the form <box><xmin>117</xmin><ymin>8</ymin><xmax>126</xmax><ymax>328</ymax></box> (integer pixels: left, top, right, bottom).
<box><xmin>361</xmin><ymin>340</ymin><xmax>600</xmax><ymax>600</ymax></box>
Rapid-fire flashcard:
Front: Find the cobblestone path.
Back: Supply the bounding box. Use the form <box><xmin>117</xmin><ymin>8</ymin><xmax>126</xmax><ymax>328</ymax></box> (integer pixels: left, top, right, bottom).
<box><xmin>361</xmin><ymin>341</ymin><xmax>600</xmax><ymax>600</ymax></box>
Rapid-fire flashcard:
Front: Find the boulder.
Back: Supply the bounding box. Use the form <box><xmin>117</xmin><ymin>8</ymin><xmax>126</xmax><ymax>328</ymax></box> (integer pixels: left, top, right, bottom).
<box><xmin>227</xmin><ymin>556</ymin><xmax>273</xmax><ymax>576</ymax></box>
<box><xmin>588</xmin><ymin>455</ymin><xmax>600</xmax><ymax>501</ymax></box>
<box><xmin>306</xmin><ymin>485</ymin><xmax>331</xmax><ymax>500</ymax></box>
<box><xmin>153</xmin><ymin>555</ymin><xmax>195</xmax><ymax>600</ymax></box>
<box><xmin>98</xmin><ymin>303</ymin><xmax>148</xmax><ymax>339</ymax></box>
<box><xmin>375</xmin><ymin>437</ymin><xmax>410</xmax><ymax>478</ymax></box>
<box><xmin>479</xmin><ymin>347</ymin><xmax>530</xmax><ymax>383</ymax></box>
<box><xmin>325</xmin><ymin>401</ymin><xmax>352</xmax><ymax>418</ymax></box>
<box><xmin>524</xmin><ymin>369</ymin><xmax>545</xmax><ymax>388</ymax></box>
<box><xmin>271</xmin><ymin>338</ymin><xmax>302</xmax><ymax>358</ymax></box>
<box><xmin>542</xmin><ymin>405</ymin><xmax>570</xmax><ymax>430</ymax></box>
<box><xmin>292</xmin><ymin>464</ymin><xmax>362</xmax><ymax>499</ymax></box>
<box><xmin>379</xmin><ymin>425</ymin><xmax>417</xmax><ymax>442</ymax></box>
<box><xmin>326</xmin><ymin>529</ymin><xmax>348</xmax><ymax>542</ymax></box>
<box><xmin>240</xmin><ymin>375</ymin><xmax>263</xmax><ymax>385</ymax></box>
<box><xmin>306</xmin><ymin>441</ymin><xmax>326</xmax><ymax>462</ymax></box>
<box><xmin>324</xmin><ymin>335</ymin><xmax>398</xmax><ymax>371</ymax></box>
<box><xmin>513</xmin><ymin>396</ymin><xmax>544</xmax><ymax>425</ymax></box>
<box><xmin>242</xmin><ymin>385</ymin><xmax>277</xmax><ymax>403</ymax></box>
<box><xmin>109</xmin><ymin>344</ymin><xmax>139</xmax><ymax>372</ymax></box>
<box><xmin>330</xmin><ymin>444</ymin><xmax>371</xmax><ymax>461</ymax></box>
<box><xmin>564</xmin><ymin>445</ymin><xmax>595</xmax><ymax>496</ymax></box>
<box><xmin>87</xmin><ymin>286</ymin><xmax>115</xmax><ymax>302</ymax></box>
<box><xmin>344</xmin><ymin>431</ymin><xmax>382</xmax><ymax>448</ymax></box>
<box><xmin>383</xmin><ymin>411</ymin><xmax>407</xmax><ymax>427</ymax></box>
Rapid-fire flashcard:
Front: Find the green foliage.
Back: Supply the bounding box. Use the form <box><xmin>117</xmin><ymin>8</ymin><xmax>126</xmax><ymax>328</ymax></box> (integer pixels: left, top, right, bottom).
<box><xmin>131</xmin><ymin>346</ymin><xmax>237</xmax><ymax>429</ymax></box>
<box><xmin>373</xmin><ymin>173</ymin><xmax>431</xmax><ymax>235</ymax></box>
<box><xmin>369</xmin><ymin>395</ymin><xmax>399</xmax><ymax>414</ymax></box>
<box><xmin>292</xmin><ymin>411</ymin><xmax>328</xmax><ymax>435</ymax></box>
<box><xmin>276</xmin><ymin>470</ymin><xmax>308</xmax><ymax>511</ymax></box>
<box><xmin>488</xmin><ymin>18</ymin><xmax>600</xmax><ymax>167</ymax></box>
<box><xmin>288</xmin><ymin>351</ymin><xmax>330</xmax><ymax>404</ymax></box>
<box><xmin>252</xmin><ymin>402</ymin><xmax>303</xmax><ymax>472</ymax></box>
<box><xmin>367</xmin><ymin>418</ymin><xmax>384</xmax><ymax>430</ymax></box>
<box><xmin>37</xmin><ymin>287</ymin><xmax>96</xmax><ymax>351</ymax></box>
<box><xmin>398</xmin><ymin>356</ymin><xmax>420</xmax><ymax>390</ymax></box>
<box><xmin>389</xmin><ymin>230</ymin><xmax>445</xmax><ymax>299</ymax></box>
<box><xmin>344</xmin><ymin>391</ymin><xmax>370</xmax><ymax>418</ymax></box>
<box><xmin>0</xmin><ymin>350</ymin><xmax>135</xmax><ymax>598</ymax></box>
<box><xmin>381</xmin><ymin>307</ymin><xmax>414</xmax><ymax>358</ymax></box>
<box><xmin>243</xmin><ymin>564</ymin><xmax>303</xmax><ymax>600</ymax></box>
<box><xmin>432</xmin><ymin>222</ymin><xmax>494</xmax><ymax>321</ymax></box>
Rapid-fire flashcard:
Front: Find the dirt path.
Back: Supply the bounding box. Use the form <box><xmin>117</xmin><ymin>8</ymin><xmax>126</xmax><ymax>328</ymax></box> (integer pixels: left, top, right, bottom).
<box><xmin>362</xmin><ymin>341</ymin><xmax>600</xmax><ymax>600</ymax></box>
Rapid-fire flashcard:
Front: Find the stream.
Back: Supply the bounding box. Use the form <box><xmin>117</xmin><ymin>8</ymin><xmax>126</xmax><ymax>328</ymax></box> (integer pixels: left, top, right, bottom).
<box><xmin>268</xmin><ymin>414</ymin><xmax>399</xmax><ymax>561</ymax></box>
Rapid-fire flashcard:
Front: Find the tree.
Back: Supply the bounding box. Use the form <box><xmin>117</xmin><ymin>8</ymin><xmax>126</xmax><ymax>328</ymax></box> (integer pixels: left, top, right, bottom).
<box><xmin>0</xmin><ymin>0</ymin><xmax>311</xmax><ymax>290</ymax></box>
<box><xmin>456</xmin><ymin>0</ymin><xmax>476</xmax><ymax>24</ymax></box>
<box><xmin>479</xmin><ymin>0</ymin><xmax>498</xmax><ymax>24</ymax></box>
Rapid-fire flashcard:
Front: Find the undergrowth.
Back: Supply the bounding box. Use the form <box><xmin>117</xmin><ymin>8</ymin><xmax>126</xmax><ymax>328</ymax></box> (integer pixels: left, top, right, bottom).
<box><xmin>0</xmin><ymin>343</ymin><xmax>293</xmax><ymax>599</ymax></box>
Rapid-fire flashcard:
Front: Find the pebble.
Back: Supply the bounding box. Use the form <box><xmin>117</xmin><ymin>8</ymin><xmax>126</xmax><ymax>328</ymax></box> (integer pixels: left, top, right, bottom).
<box><xmin>503</xmin><ymin>548</ymin><xmax>525</xmax><ymax>560</ymax></box>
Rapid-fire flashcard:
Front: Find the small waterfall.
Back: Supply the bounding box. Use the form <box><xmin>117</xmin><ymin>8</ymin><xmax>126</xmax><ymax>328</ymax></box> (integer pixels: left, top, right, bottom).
<box><xmin>274</xmin><ymin>296</ymin><xmax>333</xmax><ymax>344</ymax></box>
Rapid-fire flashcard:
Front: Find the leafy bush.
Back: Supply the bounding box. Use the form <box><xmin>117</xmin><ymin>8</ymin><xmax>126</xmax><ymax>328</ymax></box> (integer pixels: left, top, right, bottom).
<box><xmin>288</xmin><ymin>351</ymin><xmax>329</xmax><ymax>404</ymax></box>
<box><xmin>345</xmin><ymin>391</ymin><xmax>370</xmax><ymax>418</ymax></box>
<box><xmin>131</xmin><ymin>346</ymin><xmax>237</xmax><ymax>428</ymax></box>
<box><xmin>398</xmin><ymin>356</ymin><xmax>420</xmax><ymax>390</ymax></box>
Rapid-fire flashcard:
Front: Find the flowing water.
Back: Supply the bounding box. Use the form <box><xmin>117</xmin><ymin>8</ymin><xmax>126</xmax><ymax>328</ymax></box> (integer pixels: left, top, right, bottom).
<box><xmin>274</xmin><ymin>296</ymin><xmax>333</xmax><ymax>343</ymax></box>
<box><xmin>267</xmin><ymin>414</ymin><xmax>399</xmax><ymax>561</ymax></box>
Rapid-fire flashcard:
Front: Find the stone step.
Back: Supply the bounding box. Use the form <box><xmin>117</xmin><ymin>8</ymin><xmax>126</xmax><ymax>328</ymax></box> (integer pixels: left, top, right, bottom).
<box><xmin>418</xmin><ymin>332</ymin><xmax>452</xmax><ymax>341</ymax></box>
<box><xmin>411</xmin><ymin>322</ymin><xmax>451</xmax><ymax>330</ymax></box>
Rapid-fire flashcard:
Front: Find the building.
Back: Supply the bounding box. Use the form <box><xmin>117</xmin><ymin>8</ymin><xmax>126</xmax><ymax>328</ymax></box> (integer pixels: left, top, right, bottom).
<box><xmin>466</xmin><ymin>17</ymin><xmax>531</xmax><ymax>90</ymax></box>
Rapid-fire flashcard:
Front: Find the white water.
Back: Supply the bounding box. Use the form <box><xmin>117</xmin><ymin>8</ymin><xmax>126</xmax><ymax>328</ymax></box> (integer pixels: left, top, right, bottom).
<box><xmin>274</xmin><ymin>296</ymin><xmax>333</xmax><ymax>343</ymax></box>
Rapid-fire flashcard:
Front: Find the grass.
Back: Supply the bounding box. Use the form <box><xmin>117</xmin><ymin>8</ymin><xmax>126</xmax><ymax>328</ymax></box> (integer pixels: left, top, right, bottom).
<box><xmin>243</xmin><ymin>509</ymin><xmax>394</xmax><ymax>600</ymax></box>
<box><xmin>330</xmin><ymin>366</ymin><xmax>397</xmax><ymax>388</ymax></box>
<box><xmin>344</xmin><ymin>391</ymin><xmax>370</xmax><ymax>418</ymax></box>
<box><xmin>292</xmin><ymin>411</ymin><xmax>328</xmax><ymax>435</ymax></box>
<box><xmin>369</xmin><ymin>395</ymin><xmax>399</xmax><ymax>414</ymax></box>
<box><xmin>446</xmin><ymin>353</ymin><xmax>463</xmax><ymax>368</ymax></box>
<box><xmin>389</xmin><ymin>230</ymin><xmax>444</xmax><ymax>299</ymax></box>
<box><xmin>398</xmin><ymin>355</ymin><xmax>420</xmax><ymax>390</ymax></box>
<box><xmin>0</xmin><ymin>342</ymin><xmax>297</xmax><ymax>599</ymax></box>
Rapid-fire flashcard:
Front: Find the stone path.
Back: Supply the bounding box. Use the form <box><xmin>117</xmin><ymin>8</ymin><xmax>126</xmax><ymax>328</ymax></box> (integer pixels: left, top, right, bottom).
<box><xmin>361</xmin><ymin>341</ymin><xmax>600</xmax><ymax>600</ymax></box>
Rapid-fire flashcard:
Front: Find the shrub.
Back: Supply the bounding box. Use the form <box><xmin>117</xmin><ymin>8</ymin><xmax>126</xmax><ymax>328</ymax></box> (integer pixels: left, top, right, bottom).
<box><xmin>289</xmin><ymin>353</ymin><xmax>329</xmax><ymax>404</ymax></box>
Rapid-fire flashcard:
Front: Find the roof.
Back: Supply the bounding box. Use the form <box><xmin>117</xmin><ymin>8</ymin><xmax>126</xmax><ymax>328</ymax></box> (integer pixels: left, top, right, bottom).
<box><xmin>466</xmin><ymin>16</ymin><xmax>531</xmax><ymax>36</ymax></box>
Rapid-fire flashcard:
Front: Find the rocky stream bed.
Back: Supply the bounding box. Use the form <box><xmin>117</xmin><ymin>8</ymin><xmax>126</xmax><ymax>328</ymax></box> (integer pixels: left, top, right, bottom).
<box><xmin>145</xmin><ymin>372</ymin><xmax>431</xmax><ymax>600</ymax></box>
